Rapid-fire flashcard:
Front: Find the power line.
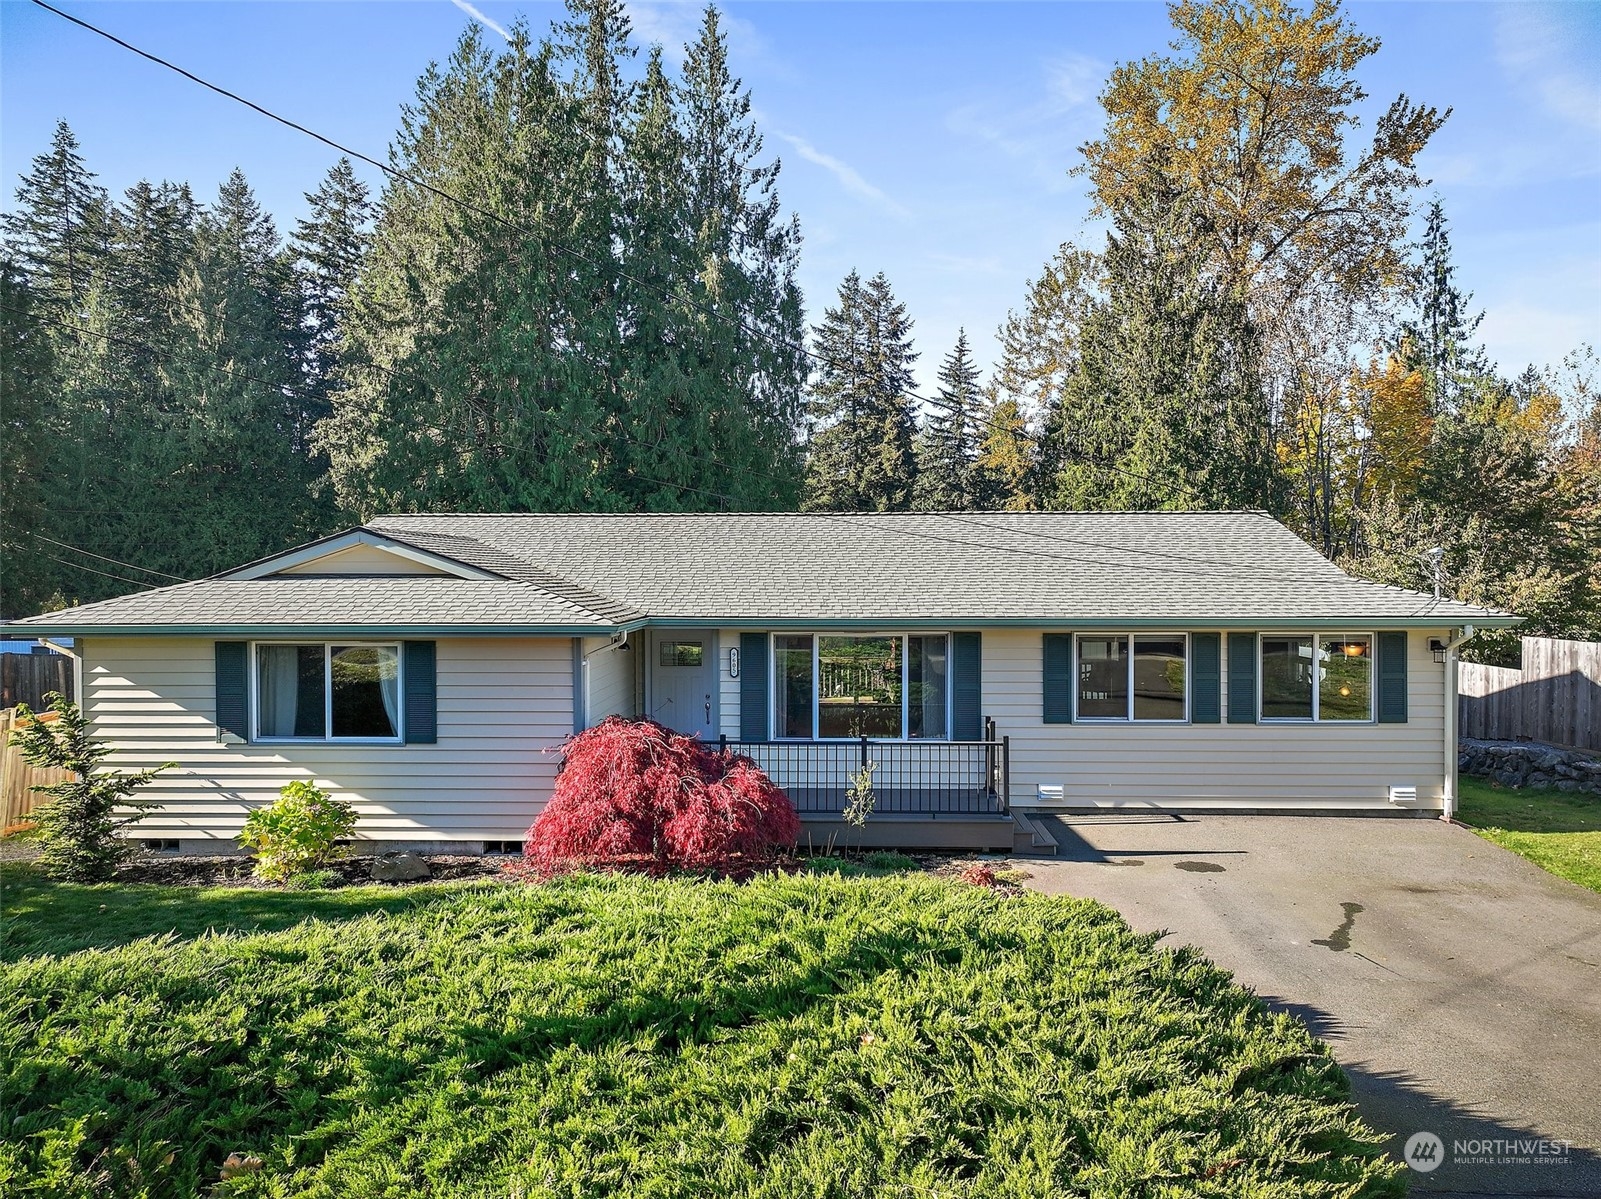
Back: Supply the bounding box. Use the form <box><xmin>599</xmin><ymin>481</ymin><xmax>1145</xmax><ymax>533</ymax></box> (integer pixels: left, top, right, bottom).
<box><xmin>23</xmin><ymin>531</ymin><xmax>188</xmax><ymax>581</ymax></box>
<box><xmin>3</xmin><ymin>541</ymin><xmax>170</xmax><ymax>589</ymax></box>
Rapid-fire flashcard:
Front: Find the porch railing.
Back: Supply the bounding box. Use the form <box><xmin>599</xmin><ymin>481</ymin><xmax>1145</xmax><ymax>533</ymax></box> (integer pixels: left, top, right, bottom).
<box><xmin>719</xmin><ymin>718</ymin><xmax>1009</xmax><ymax>817</ymax></box>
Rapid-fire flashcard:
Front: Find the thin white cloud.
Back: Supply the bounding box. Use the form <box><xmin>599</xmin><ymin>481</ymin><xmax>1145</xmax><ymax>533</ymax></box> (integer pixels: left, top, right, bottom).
<box><xmin>946</xmin><ymin>52</ymin><xmax>1108</xmax><ymax>191</ymax></box>
<box><xmin>449</xmin><ymin>0</ymin><xmax>508</xmax><ymax>42</ymax></box>
<box><xmin>775</xmin><ymin>132</ymin><xmax>910</xmax><ymax>219</ymax></box>
<box><xmin>1496</xmin><ymin>4</ymin><xmax>1601</xmax><ymax>133</ymax></box>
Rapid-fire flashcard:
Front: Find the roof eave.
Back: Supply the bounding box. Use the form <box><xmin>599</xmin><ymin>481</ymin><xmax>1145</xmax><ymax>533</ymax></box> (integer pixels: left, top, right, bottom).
<box><xmin>0</xmin><ymin>621</ymin><xmax>636</xmax><ymax>638</ymax></box>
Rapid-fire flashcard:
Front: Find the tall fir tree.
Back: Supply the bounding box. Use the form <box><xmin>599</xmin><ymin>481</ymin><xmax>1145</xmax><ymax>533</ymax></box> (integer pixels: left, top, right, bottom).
<box><xmin>913</xmin><ymin>329</ymin><xmax>983</xmax><ymax>510</ymax></box>
<box><xmin>804</xmin><ymin>270</ymin><xmax>919</xmax><ymax>512</ymax></box>
<box><xmin>290</xmin><ymin>158</ymin><xmax>371</xmax><ymax>454</ymax></box>
<box><xmin>1043</xmin><ymin>172</ymin><xmax>1273</xmax><ymax>512</ymax></box>
<box><xmin>1400</xmin><ymin>199</ymin><xmax>1487</xmax><ymax>414</ymax></box>
<box><xmin>0</xmin><ymin>263</ymin><xmax>59</xmax><ymax>616</ymax></box>
<box><xmin>1</xmin><ymin>120</ymin><xmax>109</xmax><ymax>313</ymax></box>
<box><xmin>322</xmin><ymin>4</ymin><xmax>805</xmax><ymax>516</ymax></box>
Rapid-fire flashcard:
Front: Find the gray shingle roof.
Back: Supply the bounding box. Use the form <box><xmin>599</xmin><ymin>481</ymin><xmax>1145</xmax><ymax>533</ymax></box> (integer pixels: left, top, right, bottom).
<box><xmin>369</xmin><ymin>510</ymin><xmax>1514</xmax><ymax>626</ymax></box>
<box><xmin>3</xmin><ymin>577</ymin><xmax>624</xmax><ymax>634</ymax></box>
<box><xmin>5</xmin><ymin>511</ymin><xmax>1516</xmax><ymax>634</ymax></box>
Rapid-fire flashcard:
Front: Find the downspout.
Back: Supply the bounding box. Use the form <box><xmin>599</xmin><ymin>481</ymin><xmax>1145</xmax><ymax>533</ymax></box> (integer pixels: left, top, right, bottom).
<box><xmin>1441</xmin><ymin>625</ymin><xmax>1477</xmax><ymax>822</ymax></box>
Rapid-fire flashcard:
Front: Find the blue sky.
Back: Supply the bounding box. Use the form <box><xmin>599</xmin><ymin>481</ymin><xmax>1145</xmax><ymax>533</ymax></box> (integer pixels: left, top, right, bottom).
<box><xmin>3</xmin><ymin>1</ymin><xmax>1597</xmax><ymax>393</ymax></box>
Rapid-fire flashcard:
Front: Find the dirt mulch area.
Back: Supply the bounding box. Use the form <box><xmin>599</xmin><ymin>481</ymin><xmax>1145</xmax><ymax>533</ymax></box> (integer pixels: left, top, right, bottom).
<box><xmin>109</xmin><ymin>853</ymin><xmax>520</xmax><ymax>888</ymax></box>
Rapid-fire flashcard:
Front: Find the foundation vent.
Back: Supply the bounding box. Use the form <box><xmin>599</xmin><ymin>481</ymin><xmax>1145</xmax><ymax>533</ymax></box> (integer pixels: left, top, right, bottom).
<box><xmin>1388</xmin><ymin>785</ymin><xmax>1419</xmax><ymax>805</ymax></box>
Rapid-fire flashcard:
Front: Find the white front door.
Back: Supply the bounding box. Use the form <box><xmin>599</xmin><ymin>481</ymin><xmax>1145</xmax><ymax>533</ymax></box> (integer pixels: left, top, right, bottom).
<box><xmin>650</xmin><ymin>634</ymin><xmax>715</xmax><ymax>739</ymax></box>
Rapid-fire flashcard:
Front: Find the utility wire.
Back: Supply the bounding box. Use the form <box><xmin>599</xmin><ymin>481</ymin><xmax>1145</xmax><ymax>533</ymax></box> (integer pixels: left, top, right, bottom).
<box><xmin>23</xmin><ymin>531</ymin><xmax>188</xmax><ymax>581</ymax></box>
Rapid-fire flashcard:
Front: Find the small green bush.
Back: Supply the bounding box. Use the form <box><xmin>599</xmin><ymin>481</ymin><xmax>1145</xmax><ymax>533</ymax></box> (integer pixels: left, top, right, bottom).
<box><xmin>6</xmin><ymin>693</ymin><xmax>171</xmax><ymax>881</ymax></box>
<box><xmin>238</xmin><ymin>782</ymin><xmax>357</xmax><ymax>882</ymax></box>
<box><xmin>283</xmin><ymin>868</ymin><xmax>344</xmax><ymax>892</ymax></box>
<box><xmin>863</xmin><ymin>851</ymin><xmax>919</xmax><ymax>872</ymax></box>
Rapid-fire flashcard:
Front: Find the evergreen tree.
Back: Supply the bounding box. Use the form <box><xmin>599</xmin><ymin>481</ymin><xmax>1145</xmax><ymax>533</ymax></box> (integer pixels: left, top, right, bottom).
<box><xmin>1</xmin><ymin>120</ymin><xmax>109</xmax><ymax>312</ymax></box>
<box><xmin>1400</xmin><ymin>199</ymin><xmax>1486</xmax><ymax>413</ymax></box>
<box><xmin>0</xmin><ymin>263</ymin><xmax>59</xmax><ymax>615</ymax></box>
<box><xmin>1043</xmin><ymin>173</ymin><xmax>1273</xmax><ymax>512</ymax></box>
<box><xmin>804</xmin><ymin>270</ymin><xmax>919</xmax><ymax>512</ymax></box>
<box><xmin>323</xmin><ymin>5</ymin><xmax>805</xmax><ymax>516</ymax></box>
<box><xmin>290</xmin><ymin>159</ymin><xmax>371</xmax><ymax>451</ymax></box>
<box><xmin>913</xmin><ymin>329</ymin><xmax>983</xmax><ymax>510</ymax></box>
<box><xmin>153</xmin><ymin>171</ymin><xmax>326</xmax><ymax>573</ymax></box>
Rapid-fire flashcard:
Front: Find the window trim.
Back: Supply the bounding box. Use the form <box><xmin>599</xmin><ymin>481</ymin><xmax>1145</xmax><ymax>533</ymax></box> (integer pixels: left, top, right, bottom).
<box><xmin>1072</xmin><ymin>632</ymin><xmax>1191</xmax><ymax>724</ymax></box>
<box><xmin>249</xmin><ymin>640</ymin><xmax>405</xmax><ymax>744</ymax></box>
<box><xmin>768</xmin><ymin>631</ymin><xmax>954</xmax><ymax>742</ymax></box>
<box><xmin>1257</xmin><ymin>632</ymin><xmax>1376</xmax><ymax>724</ymax></box>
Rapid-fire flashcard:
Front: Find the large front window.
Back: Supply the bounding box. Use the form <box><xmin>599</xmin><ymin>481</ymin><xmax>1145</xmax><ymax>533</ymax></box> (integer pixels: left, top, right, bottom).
<box><xmin>772</xmin><ymin>634</ymin><xmax>949</xmax><ymax>739</ymax></box>
<box><xmin>255</xmin><ymin>643</ymin><xmax>402</xmax><ymax>741</ymax></box>
<box><xmin>1076</xmin><ymin>634</ymin><xmax>1187</xmax><ymax>721</ymax></box>
<box><xmin>1260</xmin><ymin>634</ymin><xmax>1372</xmax><ymax>721</ymax></box>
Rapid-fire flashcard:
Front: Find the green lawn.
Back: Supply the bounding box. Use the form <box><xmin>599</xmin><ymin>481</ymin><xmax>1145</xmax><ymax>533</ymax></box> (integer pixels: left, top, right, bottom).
<box><xmin>1458</xmin><ymin>776</ymin><xmax>1601</xmax><ymax>895</ymax></box>
<box><xmin>0</xmin><ymin>866</ymin><xmax>1401</xmax><ymax>1199</ymax></box>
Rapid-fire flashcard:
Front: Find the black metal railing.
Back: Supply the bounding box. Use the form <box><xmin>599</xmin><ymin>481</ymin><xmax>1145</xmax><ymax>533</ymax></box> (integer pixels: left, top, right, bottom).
<box><xmin>719</xmin><ymin>719</ymin><xmax>1009</xmax><ymax>817</ymax></box>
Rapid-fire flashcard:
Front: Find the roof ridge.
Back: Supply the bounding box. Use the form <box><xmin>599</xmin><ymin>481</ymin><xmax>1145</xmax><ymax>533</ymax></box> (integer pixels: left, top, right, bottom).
<box><xmin>374</xmin><ymin>508</ymin><xmax>1276</xmax><ymax>519</ymax></box>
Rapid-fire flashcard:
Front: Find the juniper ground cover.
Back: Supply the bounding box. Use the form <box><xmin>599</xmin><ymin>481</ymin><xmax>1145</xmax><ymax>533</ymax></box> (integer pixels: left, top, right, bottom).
<box><xmin>0</xmin><ymin>868</ymin><xmax>1402</xmax><ymax>1197</ymax></box>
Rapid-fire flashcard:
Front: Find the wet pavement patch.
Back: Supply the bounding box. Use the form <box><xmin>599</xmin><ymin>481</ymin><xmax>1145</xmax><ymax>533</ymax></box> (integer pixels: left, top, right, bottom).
<box><xmin>1312</xmin><ymin>902</ymin><xmax>1364</xmax><ymax>951</ymax></box>
<box><xmin>1173</xmin><ymin>861</ymin><xmax>1225</xmax><ymax>873</ymax></box>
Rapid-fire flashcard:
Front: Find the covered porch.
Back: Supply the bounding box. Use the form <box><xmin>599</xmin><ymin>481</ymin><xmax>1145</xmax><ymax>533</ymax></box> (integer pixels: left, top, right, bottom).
<box><xmin>718</xmin><ymin>724</ymin><xmax>1021</xmax><ymax>851</ymax></box>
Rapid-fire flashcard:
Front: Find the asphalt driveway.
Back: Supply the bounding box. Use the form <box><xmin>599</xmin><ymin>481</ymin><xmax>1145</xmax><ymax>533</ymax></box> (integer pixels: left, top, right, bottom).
<box><xmin>1022</xmin><ymin>814</ymin><xmax>1601</xmax><ymax>1197</ymax></box>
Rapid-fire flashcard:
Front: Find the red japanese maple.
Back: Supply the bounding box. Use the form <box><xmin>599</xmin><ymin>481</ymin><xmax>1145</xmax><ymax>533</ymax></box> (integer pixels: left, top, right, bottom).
<box><xmin>524</xmin><ymin>717</ymin><xmax>800</xmax><ymax>876</ymax></box>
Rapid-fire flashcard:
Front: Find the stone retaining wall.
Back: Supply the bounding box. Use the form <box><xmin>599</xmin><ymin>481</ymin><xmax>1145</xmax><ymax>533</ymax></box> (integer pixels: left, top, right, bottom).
<box><xmin>1459</xmin><ymin>739</ymin><xmax>1601</xmax><ymax>795</ymax></box>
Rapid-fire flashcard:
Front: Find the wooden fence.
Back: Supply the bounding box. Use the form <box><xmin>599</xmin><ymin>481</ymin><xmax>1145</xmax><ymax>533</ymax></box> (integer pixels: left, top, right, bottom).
<box><xmin>1459</xmin><ymin>636</ymin><xmax>1601</xmax><ymax>752</ymax></box>
<box><xmin>0</xmin><ymin>708</ymin><xmax>72</xmax><ymax>830</ymax></box>
<box><xmin>0</xmin><ymin>650</ymin><xmax>75</xmax><ymax>710</ymax></box>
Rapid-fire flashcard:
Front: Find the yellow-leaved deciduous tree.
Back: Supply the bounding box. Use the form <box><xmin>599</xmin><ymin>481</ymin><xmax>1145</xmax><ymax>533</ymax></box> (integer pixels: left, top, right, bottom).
<box><xmin>1078</xmin><ymin>0</ymin><xmax>1447</xmax><ymax>310</ymax></box>
<box><xmin>1353</xmin><ymin>353</ymin><xmax>1431</xmax><ymax>503</ymax></box>
<box><xmin>973</xmin><ymin>390</ymin><xmax>1038</xmax><ymax>510</ymax></box>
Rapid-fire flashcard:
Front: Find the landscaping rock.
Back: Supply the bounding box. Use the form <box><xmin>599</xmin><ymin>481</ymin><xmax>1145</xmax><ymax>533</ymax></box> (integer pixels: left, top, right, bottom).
<box><xmin>369</xmin><ymin>852</ymin><xmax>431</xmax><ymax>882</ymax></box>
<box><xmin>1459</xmin><ymin>738</ymin><xmax>1601</xmax><ymax>796</ymax></box>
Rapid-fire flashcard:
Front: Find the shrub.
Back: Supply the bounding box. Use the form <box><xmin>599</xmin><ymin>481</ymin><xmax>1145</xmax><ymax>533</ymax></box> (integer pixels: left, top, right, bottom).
<box><xmin>283</xmin><ymin>868</ymin><xmax>344</xmax><ymax>891</ymax></box>
<box><xmin>7</xmin><ymin>693</ymin><xmax>171</xmax><ymax>881</ymax></box>
<box><xmin>238</xmin><ymin>782</ymin><xmax>358</xmax><ymax>882</ymax></box>
<box><xmin>525</xmin><ymin>717</ymin><xmax>800</xmax><ymax>876</ymax></box>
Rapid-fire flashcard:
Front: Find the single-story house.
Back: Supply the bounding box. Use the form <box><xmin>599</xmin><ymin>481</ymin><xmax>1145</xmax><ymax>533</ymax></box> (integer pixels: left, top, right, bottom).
<box><xmin>1</xmin><ymin>511</ymin><xmax>1516</xmax><ymax>853</ymax></box>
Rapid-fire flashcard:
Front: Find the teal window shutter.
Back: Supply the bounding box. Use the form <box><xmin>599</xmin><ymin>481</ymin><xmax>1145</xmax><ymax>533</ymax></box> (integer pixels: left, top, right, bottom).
<box><xmin>404</xmin><ymin>641</ymin><xmax>437</xmax><ymax>744</ymax></box>
<box><xmin>951</xmin><ymin>632</ymin><xmax>982</xmax><ymax>740</ymax></box>
<box><xmin>740</xmin><ymin>633</ymin><xmax>768</xmax><ymax>741</ymax></box>
<box><xmin>1227</xmin><ymin>633</ymin><xmax>1257</xmax><ymax>724</ymax></box>
<box><xmin>1377</xmin><ymin>632</ymin><xmax>1408</xmax><ymax>723</ymax></box>
<box><xmin>1043</xmin><ymin>634</ymin><xmax>1073</xmax><ymax>724</ymax></box>
<box><xmin>215</xmin><ymin>641</ymin><xmax>248</xmax><ymax>738</ymax></box>
<box><xmin>1191</xmin><ymin>633</ymin><xmax>1221</xmax><ymax>723</ymax></box>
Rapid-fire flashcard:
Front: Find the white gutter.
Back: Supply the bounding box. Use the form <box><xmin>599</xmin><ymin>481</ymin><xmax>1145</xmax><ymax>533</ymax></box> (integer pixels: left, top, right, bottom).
<box><xmin>1441</xmin><ymin>625</ymin><xmax>1477</xmax><ymax>821</ymax></box>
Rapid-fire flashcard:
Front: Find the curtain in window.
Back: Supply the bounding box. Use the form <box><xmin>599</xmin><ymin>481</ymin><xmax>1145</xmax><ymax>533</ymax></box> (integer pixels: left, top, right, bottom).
<box><xmin>379</xmin><ymin>653</ymin><xmax>401</xmax><ymax>736</ymax></box>
<box><xmin>257</xmin><ymin>645</ymin><xmax>300</xmax><ymax>738</ymax></box>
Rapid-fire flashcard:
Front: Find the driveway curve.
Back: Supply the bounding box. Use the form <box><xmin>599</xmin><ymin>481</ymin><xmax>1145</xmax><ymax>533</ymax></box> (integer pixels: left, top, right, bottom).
<box><xmin>1023</xmin><ymin>814</ymin><xmax>1601</xmax><ymax>1197</ymax></box>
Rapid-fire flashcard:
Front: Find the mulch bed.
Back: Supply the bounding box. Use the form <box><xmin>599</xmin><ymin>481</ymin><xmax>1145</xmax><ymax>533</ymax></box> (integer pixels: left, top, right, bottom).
<box><xmin>5</xmin><ymin>843</ymin><xmax>1027</xmax><ymax>892</ymax></box>
<box><xmin>109</xmin><ymin>853</ymin><xmax>518</xmax><ymax>888</ymax></box>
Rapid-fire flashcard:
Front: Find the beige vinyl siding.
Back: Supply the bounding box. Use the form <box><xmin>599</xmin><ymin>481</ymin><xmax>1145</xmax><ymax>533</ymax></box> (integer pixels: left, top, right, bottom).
<box><xmin>986</xmin><ymin>629</ymin><xmax>1450</xmax><ymax>811</ymax></box>
<box><xmin>274</xmin><ymin>543</ymin><xmax>454</xmax><ymax>575</ymax></box>
<box><xmin>83</xmin><ymin>635</ymin><xmax>573</xmax><ymax>843</ymax></box>
<box><xmin>581</xmin><ymin>637</ymin><xmax>636</xmax><ymax>726</ymax></box>
<box><xmin>717</xmin><ymin>630</ymin><xmax>743</xmax><ymax>739</ymax></box>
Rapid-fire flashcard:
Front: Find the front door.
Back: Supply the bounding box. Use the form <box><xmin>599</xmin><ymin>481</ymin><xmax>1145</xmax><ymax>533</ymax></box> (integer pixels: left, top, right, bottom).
<box><xmin>650</xmin><ymin>634</ymin><xmax>715</xmax><ymax>739</ymax></box>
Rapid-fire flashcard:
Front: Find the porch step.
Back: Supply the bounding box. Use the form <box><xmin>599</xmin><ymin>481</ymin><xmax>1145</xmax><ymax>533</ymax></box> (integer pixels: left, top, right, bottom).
<box><xmin>1010</xmin><ymin>808</ymin><xmax>1059</xmax><ymax>857</ymax></box>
